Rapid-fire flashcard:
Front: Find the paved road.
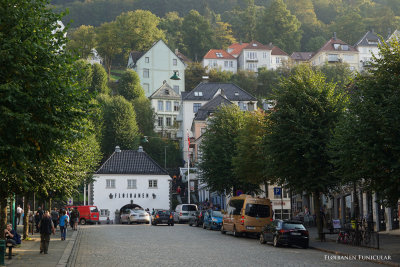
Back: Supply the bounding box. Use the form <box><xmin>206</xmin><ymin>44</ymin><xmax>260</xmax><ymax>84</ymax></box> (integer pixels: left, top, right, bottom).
<box><xmin>70</xmin><ymin>224</ymin><xmax>379</xmax><ymax>267</ymax></box>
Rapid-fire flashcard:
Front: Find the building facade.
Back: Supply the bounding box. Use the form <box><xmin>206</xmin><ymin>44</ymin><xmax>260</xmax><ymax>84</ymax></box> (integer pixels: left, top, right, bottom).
<box><xmin>202</xmin><ymin>49</ymin><xmax>237</xmax><ymax>73</ymax></box>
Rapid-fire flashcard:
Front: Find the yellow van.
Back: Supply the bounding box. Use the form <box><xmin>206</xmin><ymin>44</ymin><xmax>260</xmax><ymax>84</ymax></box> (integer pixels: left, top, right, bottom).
<box><xmin>221</xmin><ymin>195</ymin><xmax>272</xmax><ymax>237</ymax></box>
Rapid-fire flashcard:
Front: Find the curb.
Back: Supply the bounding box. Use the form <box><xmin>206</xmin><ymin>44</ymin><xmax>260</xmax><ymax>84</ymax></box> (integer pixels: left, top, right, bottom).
<box><xmin>56</xmin><ymin>230</ymin><xmax>78</xmax><ymax>267</ymax></box>
<box><xmin>310</xmin><ymin>246</ymin><xmax>400</xmax><ymax>267</ymax></box>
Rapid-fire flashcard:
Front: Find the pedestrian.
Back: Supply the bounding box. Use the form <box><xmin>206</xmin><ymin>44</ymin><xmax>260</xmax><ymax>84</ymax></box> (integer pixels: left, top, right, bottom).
<box><xmin>16</xmin><ymin>205</ymin><xmax>22</xmax><ymax>225</ymax></box>
<box><xmin>34</xmin><ymin>211</ymin><xmax>41</xmax><ymax>232</ymax></box>
<box><xmin>4</xmin><ymin>224</ymin><xmax>21</xmax><ymax>247</ymax></box>
<box><xmin>39</xmin><ymin>211</ymin><xmax>55</xmax><ymax>254</ymax></box>
<box><xmin>59</xmin><ymin>210</ymin><xmax>69</xmax><ymax>241</ymax></box>
<box><xmin>69</xmin><ymin>209</ymin><xmax>74</xmax><ymax>229</ymax></box>
<box><xmin>51</xmin><ymin>208</ymin><xmax>59</xmax><ymax>230</ymax></box>
<box><xmin>71</xmin><ymin>207</ymin><xmax>79</xmax><ymax>231</ymax></box>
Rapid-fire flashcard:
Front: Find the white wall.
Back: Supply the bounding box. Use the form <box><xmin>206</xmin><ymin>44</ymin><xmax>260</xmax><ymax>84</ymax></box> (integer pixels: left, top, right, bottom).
<box><xmin>238</xmin><ymin>49</ymin><xmax>271</xmax><ymax>71</ymax></box>
<box><xmin>92</xmin><ymin>174</ymin><xmax>170</xmax><ymax>221</ymax></box>
<box><xmin>202</xmin><ymin>59</ymin><xmax>237</xmax><ymax>73</ymax></box>
<box><xmin>132</xmin><ymin>41</ymin><xmax>186</xmax><ymax>97</ymax></box>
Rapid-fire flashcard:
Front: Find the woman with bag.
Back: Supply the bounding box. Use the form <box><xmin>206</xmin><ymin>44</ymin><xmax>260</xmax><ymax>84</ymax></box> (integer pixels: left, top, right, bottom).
<box><xmin>59</xmin><ymin>210</ymin><xmax>69</xmax><ymax>241</ymax></box>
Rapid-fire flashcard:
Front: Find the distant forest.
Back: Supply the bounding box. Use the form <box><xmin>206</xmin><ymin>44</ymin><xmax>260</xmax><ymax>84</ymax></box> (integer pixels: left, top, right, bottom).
<box><xmin>52</xmin><ymin>0</ymin><xmax>400</xmax><ymax>53</ymax></box>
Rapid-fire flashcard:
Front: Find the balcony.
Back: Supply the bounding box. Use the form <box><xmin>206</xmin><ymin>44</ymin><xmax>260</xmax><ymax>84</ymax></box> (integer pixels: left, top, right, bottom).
<box><xmin>246</xmin><ymin>58</ymin><xmax>258</xmax><ymax>62</ymax></box>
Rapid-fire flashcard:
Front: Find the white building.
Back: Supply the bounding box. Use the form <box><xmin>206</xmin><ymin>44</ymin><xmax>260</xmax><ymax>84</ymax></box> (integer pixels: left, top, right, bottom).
<box><xmin>89</xmin><ymin>146</ymin><xmax>170</xmax><ymax>222</ymax></box>
<box><xmin>235</xmin><ymin>41</ymin><xmax>274</xmax><ymax>72</ymax></box>
<box><xmin>87</xmin><ymin>48</ymin><xmax>103</xmax><ymax>65</ymax></box>
<box><xmin>149</xmin><ymin>81</ymin><xmax>181</xmax><ymax>139</ymax></box>
<box><xmin>127</xmin><ymin>39</ymin><xmax>186</xmax><ymax>97</ymax></box>
<box><xmin>354</xmin><ymin>31</ymin><xmax>381</xmax><ymax>72</ymax></box>
<box><xmin>270</xmin><ymin>46</ymin><xmax>289</xmax><ymax>70</ymax></box>
<box><xmin>202</xmin><ymin>49</ymin><xmax>237</xmax><ymax>73</ymax></box>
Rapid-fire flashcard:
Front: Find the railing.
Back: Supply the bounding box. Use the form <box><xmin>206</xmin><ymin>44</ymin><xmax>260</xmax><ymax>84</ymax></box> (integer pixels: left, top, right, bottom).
<box><xmin>336</xmin><ymin>221</ymin><xmax>379</xmax><ymax>249</ymax></box>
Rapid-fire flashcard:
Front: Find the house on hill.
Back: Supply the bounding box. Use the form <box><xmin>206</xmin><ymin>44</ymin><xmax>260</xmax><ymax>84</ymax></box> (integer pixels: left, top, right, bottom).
<box><xmin>89</xmin><ymin>146</ymin><xmax>170</xmax><ymax>222</ymax></box>
<box><xmin>202</xmin><ymin>49</ymin><xmax>237</xmax><ymax>73</ymax></box>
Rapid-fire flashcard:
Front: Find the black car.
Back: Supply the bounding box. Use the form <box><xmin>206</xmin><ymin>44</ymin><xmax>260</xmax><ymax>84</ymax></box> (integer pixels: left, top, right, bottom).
<box><xmin>259</xmin><ymin>220</ymin><xmax>309</xmax><ymax>248</ymax></box>
<box><xmin>188</xmin><ymin>210</ymin><xmax>206</xmax><ymax>227</ymax></box>
<box><xmin>152</xmin><ymin>210</ymin><xmax>174</xmax><ymax>226</ymax></box>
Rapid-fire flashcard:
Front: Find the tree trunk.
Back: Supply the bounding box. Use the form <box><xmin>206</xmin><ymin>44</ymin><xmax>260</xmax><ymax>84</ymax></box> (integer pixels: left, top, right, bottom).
<box><xmin>353</xmin><ymin>182</ymin><xmax>360</xmax><ymax>245</ymax></box>
<box><xmin>49</xmin><ymin>198</ymin><xmax>52</xmax><ymax>212</ymax></box>
<box><xmin>0</xmin><ymin>196</ymin><xmax>7</xmax><ymax>239</ymax></box>
<box><xmin>313</xmin><ymin>191</ymin><xmax>322</xmax><ymax>240</ymax></box>
<box><xmin>23</xmin><ymin>194</ymin><xmax>29</xmax><ymax>239</ymax></box>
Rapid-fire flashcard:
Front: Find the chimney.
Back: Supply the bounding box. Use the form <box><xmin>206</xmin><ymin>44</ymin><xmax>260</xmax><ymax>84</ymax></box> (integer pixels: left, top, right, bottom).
<box><xmin>202</xmin><ymin>76</ymin><xmax>209</xmax><ymax>83</ymax></box>
<box><xmin>333</xmin><ymin>32</ymin><xmax>337</xmax><ymax>40</ymax></box>
<box><xmin>115</xmin><ymin>146</ymin><xmax>121</xmax><ymax>152</ymax></box>
<box><xmin>163</xmin><ymin>80</ymin><xmax>167</xmax><ymax>84</ymax></box>
<box><xmin>175</xmin><ymin>48</ymin><xmax>178</xmax><ymax>54</ymax></box>
<box><xmin>138</xmin><ymin>146</ymin><xmax>144</xmax><ymax>152</ymax></box>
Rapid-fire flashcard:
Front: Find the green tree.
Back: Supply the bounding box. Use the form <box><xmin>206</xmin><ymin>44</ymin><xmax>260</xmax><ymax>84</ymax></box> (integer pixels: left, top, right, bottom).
<box><xmin>67</xmin><ymin>25</ymin><xmax>96</xmax><ymax>59</ymax></box>
<box><xmin>101</xmin><ymin>96</ymin><xmax>140</xmax><ymax>156</ymax></box>
<box><xmin>0</xmin><ymin>0</ymin><xmax>93</xmax><ymax>237</ymax></box>
<box><xmin>90</xmin><ymin>63</ymin><xmax>110</xmax><ymax>95</ymax></box>
<box><xmin>115</xmin><ymin>10</ymin><xmax>165</xmax><ymax>61</ymax></box>
<box><xmin>316</xmin><ymin>63</ymin><xmax>353</xmax><ymax>90</ymax></box>
<box><xmin>182</xmin><ymin>10</ymin><xmax>215</xmax><ymax>61</ymax></box>
<box><xmin>208</xmin><ymin>69</ymin><xmax>234</xmax><ymax>83</ymax></box>
<box><xmin>185</xmin><ymin>62</ymin><xmax>207</xmax><ymax>91</ymax></box>
<box><xmin>199</xmin><ymin>105</ymin><xmax>257</xmax><ymax>195</ymax></box>
<box><xmin>231</xmin><ymin>71</ymin><xmax>258</xmax><ymax>97</ymax></box>
<box><xmin>330</xmin><ymin>39</ymin><xmax>400</xmax><ymax>205</ymax></box>
<box><xmin>117</xmin><ymin>70</ymin><xmax>145</xmax><ymax>101</ymax></box>
<box><xmin>95</xmin><ymin>21</ymin><xmax>122</xmax><ymax>80</ymax></box>
<box><xmin>159</xmin><ymin>12</ymin><xmax>185</xmax><ymax>52</ymax></box>
<box><xmin>233</xmin><ymin>109</ymin><xmax>267</xmax><ymax>189</ymax></box>
<box><xmin>132</xmin><ymin>96</ymin><xmax>155</xmax><ymax>136</ymax></box>
<box><xmin>328</xmin><ymin>10</ymin><xmax>365</xmax><ymax>45</ymax></box>
<box><xmin>74</xmin><ymin>59</ymin><xmax>93</xmax><ymax>89</ymax></box>
<box><xmin>256</xmin><ymin>0</ymin><xmax>302</xmax><ymax>53</ymax></box>
<box><xmin>263</xmin><ymin>65</ymin><xmax>344</xmax><ymax>238</ymax></box>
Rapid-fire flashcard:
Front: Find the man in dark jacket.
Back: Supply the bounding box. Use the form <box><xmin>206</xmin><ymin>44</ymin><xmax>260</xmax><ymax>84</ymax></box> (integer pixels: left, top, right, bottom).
<box><xmin>39</xmin><ymin>211</ymin><xmax>55</xmax><ymax>254</ymax></box>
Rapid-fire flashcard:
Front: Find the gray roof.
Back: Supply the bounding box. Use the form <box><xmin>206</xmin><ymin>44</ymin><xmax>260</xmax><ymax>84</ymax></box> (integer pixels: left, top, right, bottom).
<box><xmin>354</xmin><ymin>31</ymin><xmax>381</xmax><ymax>47</ymax></box>
<box><xmin>290</xmin><ymin>52</ymin><xmax>314</xmax><ymax>61</ymax></box>
<box><xmin>127</xmin><ymin>51</ymin><xmax>145</xmax><ymax>68</ymax></box>
<box><xmin>96</xmin><ymin>150</ymin><xmax>168</xmax><ymax>175</ymax></box>
<box><xmin>183</xmin><ymin>82</ymin><xmax>257</xmax><ymax>102</ymax></box>
<box><xmin>194</xmin><ymin>95</ymin><xmax>233</xmax><ymax>121</ymax></box>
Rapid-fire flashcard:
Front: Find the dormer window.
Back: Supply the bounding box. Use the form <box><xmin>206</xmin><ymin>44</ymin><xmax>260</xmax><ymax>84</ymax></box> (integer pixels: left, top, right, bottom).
<box><xmin>333</xmin><ymin>44</ymin><xmax>340</xmax><ymax>50</ymax></box>
<box><xmin>199</xmin><ymin>92</ymin><xmax>203</xmax><ymax>96</ymax></box>
<box><xmin>342</xmin><ymin>45</ymin><xmax>349</xmax><ymax>51</ymax></box>
<box><xmin>194</xmin><ymin>92</ymin><xmax>203</xmax><ymax>97</ymax></box>
<box><xmin>252</xmin><ymin>43</ymin><xmax>257</xmax><ymax>47</ymax></box>
<box><xmin>234</xmin><ymin>92</ymin><xmax>239</xmax><ymax>96</ymax></box>
<box><xmin>165</xmin><ymin>89</ymin><xmax>169</xmax><ymax>95</ymax></box>
<box><xmin>367</xmin><ymin>39</ymin><xmax>378</xmax><ymax>45</ymax></box>
<box><xmin>216</xmin><ymin>52</ymin><xmax>223</xmax><ymax>58</ymax></box>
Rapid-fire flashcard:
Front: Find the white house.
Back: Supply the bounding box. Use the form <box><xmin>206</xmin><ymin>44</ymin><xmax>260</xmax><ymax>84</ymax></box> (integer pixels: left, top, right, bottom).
<box><xmin>89</xmin><ymin>146</ymin><xmax>170</xmax><ymax>222</ymax></box>
<box><xmin>354</xmin><ymin>30</ymin><xmax>381</xmax><ymax>72</ymax></box>
<box><xmin>127</xmin><ymin>39</ymin><xmax>186</xmax><ymax>97</ymax></box>
<box><xmin>202</xmin><ymin>49</ymin><xmax>237</xmax><ymax>73</ymax></box>
<box><xmin>87</xmin><ymin>48</ymin><xmax>103</xmax><ymax>65</ymax></box>
<box><xmin>235</xmin><ymin>41</ymin><xmax>274</xmax><ymax>72</ymax></box>
<box><xmin>149</xmin><ymin>81</ymin><xmax>181</xmax><ymax>139</ymax></box>
<box><xmin>270</xmin><ymin>46</ymin><xmax>289</xmax><ymax>70</ymax></box>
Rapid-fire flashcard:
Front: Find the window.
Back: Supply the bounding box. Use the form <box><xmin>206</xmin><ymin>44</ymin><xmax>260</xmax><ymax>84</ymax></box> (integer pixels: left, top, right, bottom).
<box><xmin>238</xmin><ymin>101</ymin><xmax>247</xmax><ymax>111</ymax></box>
<box><xmin>143</xmin><ymin>83</ymin><xmax>149</xmax><ymax>93</ymax></box>
<box><xmin>158</xmin><ymin>100</ymin><xmax>163</xmax><ymax>111</ymax></box>
<box><xmin>166</xmin><ymin>101</ymin><xmax>172</xmax><ymax>112</ymax></box>
<box><xmin>127</xmin><ymin>179</ymin><xmax>137</xmax><ymax>189</ymax></box>
<box><xmin>173</xmin><ymin>85</ymin><xmax>179</xmax><ymax>93</ymax></box>
<box><xmin>174</xmin><ymin>101</ymin><xmax>180</xmax><ymax>111</ymax></box>
<box><xmin>263</xmin><ymin>52</ymin><xmax>268</xmax><ymax>59</ymax></box>
<box><xmin>100</xmin><ymin>209</ymin><xmax>110</xmax><ymax>217</ymax></box>
<box><xmin>166</xmin><ymin>117</ymin><xmax>171</xmax><ymax>126</ymax></box>
<box><xmin>246</xmin><ymin>51</ymin><xmax>257</xmax><ymax>60</ymax></box>
<box><xmin>193</xmin><ymin>103</ymin><xmax>201</xmax><ymax>113</ymax></box>
<box><xmin>149</xmin><ymin>179</ymin><xmax>158</xmax><ymax>188</ymax></box>
<box><xmin>158</xmin><ymin>116</ymin><xmax>163</xmax><ymax>127</ymax></box>
<box><xmin>343</xmin><ymin>54</ymin><xmax>354</xmax><ymax>61</ymax></box>
<box><xmin>341</xmin><ymin>45</ymin><xmax>349</xmax><ymax>51</ymax></box>
<box><xmin>247</xmin><ymin>63</ymin><xmax>257</xmax><ymax>71</ymax></box>
<box><xmin>224</xmin><ymin>61</ymin><xmax>228</xmax><ymax>67</ymax></box>
<box><xmin>201</xmin><ymin>128</ymin><xmax>206</xmax><ymax>135</ymax></box>
<box><xmin>276</xmin><ymin>57</ymin><xmax>281</xmax><ymax>64</ymax></box>
<box><xmin>143</xmin><ymin>68</ymin><xmax>149</xmax><ymax>78</ymax></box>
<box><xmin>173</xmin><ymin>59</ymin><xmax>177</xmax><ymax>66</ymax></box>
<box><xmin>145</xmin><ymin>57</ymin><xmax>149</xmax><ymax>63</ymax></box>
<box><xmin>328</xmin><ymin>54</ymin><xmax>339</xmax><ymax>62</ymax></box>
<box><xmin>216</xmin><ymin>52</ymin><xmax>223</xmax><ymax>58</ymax></box>
<box><xmin>245</xmin><ymin>204</ymin><xmax>270</xmax><ymax>218</ymax></box>
<box><xmin>212</xmin><ymin>60</ymin><xmax>217</xmax><ymax>67</ymax></box>
<box><xmin>106</xmin><ymin>179</ymin><xmax>115</xmax><ymax>189</ymax></box>
<box><xmin>228</xmin><ymin>200</ymin><xmax>244</xmax><ymax>215</ymax></box>
<box><xmin>229</xmin><ymin>61</ymin><xmax>233</xmax><ymax>68</ymax></box>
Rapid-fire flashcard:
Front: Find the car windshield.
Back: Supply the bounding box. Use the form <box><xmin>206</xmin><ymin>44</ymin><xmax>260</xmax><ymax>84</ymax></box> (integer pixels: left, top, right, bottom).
<box><xmin>90</xmin><ymin>207</ymin><xmax>98</xmax><ymax>212</ymax></box>
<box><xmin>182</xmin><ymin>205</ymin><xmax>197</xmax><ymax>211</ymax></box>
<box><xmin>245</xmin><ymin>204</ymin><xmax>270</xmax><ymax>218</ymax></box>
<box><xmin>212</xmin><ymin>211</ymin><xmax>223</xmax><ymax>217</ymax></box>
<box><xmin>133</xmin><ymin>209</ymin><xmax>145</xmax><ymax>214</ymax></box>
<box><xmin>283</xmin><ymin>223</ymin><xmax>306</xmax><ymax>230</ymax></box>
<box><xmin>157</xmin><ymin>210</ymin><xmax>170</xmax><ymax>215</ymax></box>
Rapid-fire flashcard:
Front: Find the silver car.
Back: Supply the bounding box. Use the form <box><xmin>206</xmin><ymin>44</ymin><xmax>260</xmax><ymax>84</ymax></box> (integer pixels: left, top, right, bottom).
<box><xmin>174</xmin><ymin>204</ymin><xmax>198</xmax><ymax>223</ymax></box>
<box><xmin>120</xmin><ymin>209</ymin><xmax>150</xmax><ymax>224</ymax></box>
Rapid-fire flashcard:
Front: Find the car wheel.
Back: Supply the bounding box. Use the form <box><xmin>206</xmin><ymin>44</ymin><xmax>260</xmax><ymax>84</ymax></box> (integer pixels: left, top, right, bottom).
<box><xmin>189</xmin><ymin>222</ymin><xmax>192</xmax><ymax>226</ymax></box>
<box><xmin>303</xmin><ymin>241</ymin><xmax>309</xmax><ymax>249</ymax></box>
<box><xmin>80</xmin><ymin>218</ymin><xmax>86</xmax><ymax>225</ymax></box>
<box><xmin>273</xmin><ymin>235</ymin><xmax>279</xmax><ymax>247</ymax></box>
<box><xmin>146</xmin><ymin>222</ymin><xmax>149</xmax><ymax>224</ymax></box>
<box><xmin>171</xmin><ymin>223</ymin><xmax>174</xmax><ymax>226</ymax></box>
<box><xmin>221</xmin><ymin>225</ymin><xmax>226</xmax><ymax>234</ymax></box>
<box><xmin>202</xmin><ymin>223</ymin><xmax>206</xmax><ymax>229</ymax></box>
<box><xmin>233</xmin><ymin>226</ymin><xmax>240</xmax><ymax>237</ymax></box>
<box><xmin>260</xmin><ymin>233</ymin><xmax>266</xmax><ymax>244</ymax></box>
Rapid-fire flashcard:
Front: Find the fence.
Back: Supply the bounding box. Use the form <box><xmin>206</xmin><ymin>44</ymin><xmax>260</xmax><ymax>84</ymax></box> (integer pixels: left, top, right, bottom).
<box><xmin>336</xmin><ymin>221</ymin><xmax>380</xmax><ymax>249</ymax></box>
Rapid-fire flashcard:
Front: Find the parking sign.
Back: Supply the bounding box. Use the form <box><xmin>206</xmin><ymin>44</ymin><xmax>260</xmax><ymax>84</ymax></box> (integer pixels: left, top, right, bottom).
<box><xmin>274</xmin><ymin>187</ymin><xmax>281</xmax><ymax>196</ymax></box>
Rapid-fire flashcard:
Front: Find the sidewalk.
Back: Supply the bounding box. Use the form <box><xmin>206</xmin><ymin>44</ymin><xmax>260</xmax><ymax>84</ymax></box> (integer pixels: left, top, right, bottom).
<box><xmin>3</xmin><ymin>226</ymin><xmax>77</xmax><ymax>267</ymax></box>
<box><xmin>308</xmin><ymin>227</ymin><xmax>400</xmax><ymax>267</ymax></box>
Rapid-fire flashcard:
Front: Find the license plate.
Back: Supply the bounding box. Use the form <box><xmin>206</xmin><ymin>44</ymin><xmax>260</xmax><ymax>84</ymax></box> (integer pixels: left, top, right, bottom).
<box><xmin>291</xmin><ymin>232</ymin><xmax>301</xmax><ymax>235</ymax></box>
<box><xmin>162</xmin><ymin>220</ymin><xmax>168</xmax><ymax>223</ymax></box>
<box><xmin>246</xmin><ymin>226</ymin><xmax>255</xmax><ymax>230</ymax></box>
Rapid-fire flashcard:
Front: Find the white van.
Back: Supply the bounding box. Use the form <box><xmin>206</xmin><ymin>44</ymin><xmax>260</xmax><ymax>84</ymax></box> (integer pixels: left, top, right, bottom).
<box><xmin>174</xmin><ymin>204</ymin><xmax>198</xmax><ymax>223</ymax></box>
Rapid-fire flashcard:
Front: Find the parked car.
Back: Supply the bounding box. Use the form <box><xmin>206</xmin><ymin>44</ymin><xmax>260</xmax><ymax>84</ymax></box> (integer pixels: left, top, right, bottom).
<box><xmin>188</xmin><ymin>210</ymin><xmax>206</xmax><ymax>227</ymax></box>
<box><xmin>221</xmin><ymin>195</ymin><xmax>272</xmax><ymax>237</ymax></box>
<box><xmin>259</xmin><ymin>220</ymin><xmax>309</xmax><ymax>248</ymax></box>
<box><xmin>203</xmin><ymin>210</ymin><xmax>223</xmax><ymax>230</ymax></box>
<box><xmin>174</xmin><ymin>204</ymin><xmax>198</xmax><ymax>223</ymax></box>
<box><xmin>120</xmin><ymin>208</ymin><xmax>150</xmax><ymax>224</ymax></box>
<box><xmin>151</xmin><ymin>210</ymin><xmax>174</xmax><ymax>226</ymax></box>
<box><xmin>65</xmin><ymin>205</ymin><xmax>100</xmax><ymax>225</ymax></box>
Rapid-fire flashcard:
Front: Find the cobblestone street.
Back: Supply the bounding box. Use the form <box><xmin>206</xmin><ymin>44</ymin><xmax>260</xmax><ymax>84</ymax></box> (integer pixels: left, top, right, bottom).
<box><xmin>69</xmin><ymin>224</ymin><xmax>380</xmax><ymax>267</ymax></box>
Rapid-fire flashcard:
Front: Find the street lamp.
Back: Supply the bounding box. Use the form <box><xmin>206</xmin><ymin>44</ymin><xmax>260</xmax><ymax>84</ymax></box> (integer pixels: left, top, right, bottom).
<box><xmin>170</xmin><ymin>71</ymin><xmax>181</xmax><ymax>80</ymax></box>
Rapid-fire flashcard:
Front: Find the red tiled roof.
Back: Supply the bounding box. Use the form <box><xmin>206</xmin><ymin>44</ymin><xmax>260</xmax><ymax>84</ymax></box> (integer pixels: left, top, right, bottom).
<box><xmin>317</xmin><ymin>38</ymin><xmax>358</xmax><ymax>53</ymax></box>
<box><xmin>227</xmin><ymin>43</ymin><xmax>248</xmax><ymax>56</ymax></box>
<box><xmin>271</xmin><ymin>46</ymin><xmax>288</xmax><ymax>56</ymax></box>
<box><xmin>203</xmin><ymin>49</ymin><xmax>235</xmax><ymax>59</ymax></box>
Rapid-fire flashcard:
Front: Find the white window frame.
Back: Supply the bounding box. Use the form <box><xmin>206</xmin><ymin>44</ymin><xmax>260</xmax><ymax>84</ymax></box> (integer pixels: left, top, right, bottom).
<box><xmin>166</xmin><ymin>117</ymin><xmax>172</xmax><ymax>126</ymax></box>
<box><xmin>149</xmin><ymin>179</ymin><xmax>158</xmax><ymax>188</ymax></box>
<box><xmin>174</xmin><ymin>101</ymin><xmax>180</xmax><ymax>111</ymax></box>
<box><xmin>145</xmin><ymin>57</ymin><xmax>149</xmax><ymax>63</ymax></box>
<box><xmin>143</xmin><ymin>68</ymin><xmax>149</xmax><ymax>78</ymax></box>
<box><xmin>106</xmin><ymin>179</ymin><xmax>115</xmax><ymax>189</ymax></box>
<box><xmin>166</xmin><ymin>101</ymin><xmax>172</xmax><ymax>112</ymax></box>
<box><xmin>158</xmin><ymin>100</ymin><xmax>163</xmax><ymax>111</ymax></box>
<box><xmin>193</xmin><ymin>103</ymin><xmax>201</xmax><ymax>113</ymax></box>
<box><xmin>173</xmin><ymin>59</ymin><xmax>177</xmax><ymax>66</ymax></box>
<box><xmin>158</xmin><ymin>116</ymin><xmax>163</xmax><ymax>127</ymax></box>
<box><xmin>127</xmin><ymin>179</ymin><xmax>137</xmax><ymax>189</ymax></box>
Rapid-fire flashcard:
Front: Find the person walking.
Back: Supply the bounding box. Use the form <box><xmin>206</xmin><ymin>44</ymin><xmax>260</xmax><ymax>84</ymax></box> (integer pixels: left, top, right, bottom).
<box><xmin>59</xmin><ymin>210</ymin><xmax>69</xmax><ymax>241</ymax></box>
<box><xmin>16</xmin><ymin>205</ymin><xmax>22</xmax><ymax>225</ymax></box>
<box><xmin>39</xmin><ymin>211</ymin><xmax>55</xmax><ymax>254</ymax></box>
<box><xmin>51</xmin><ymin>208</ymin><xmax>59</xmax><ymax>230</ymax></box>
<box><xmin>71</xmin><ymin>207</ymin><xmax>79</xmax><ymax>231</ymax></box>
